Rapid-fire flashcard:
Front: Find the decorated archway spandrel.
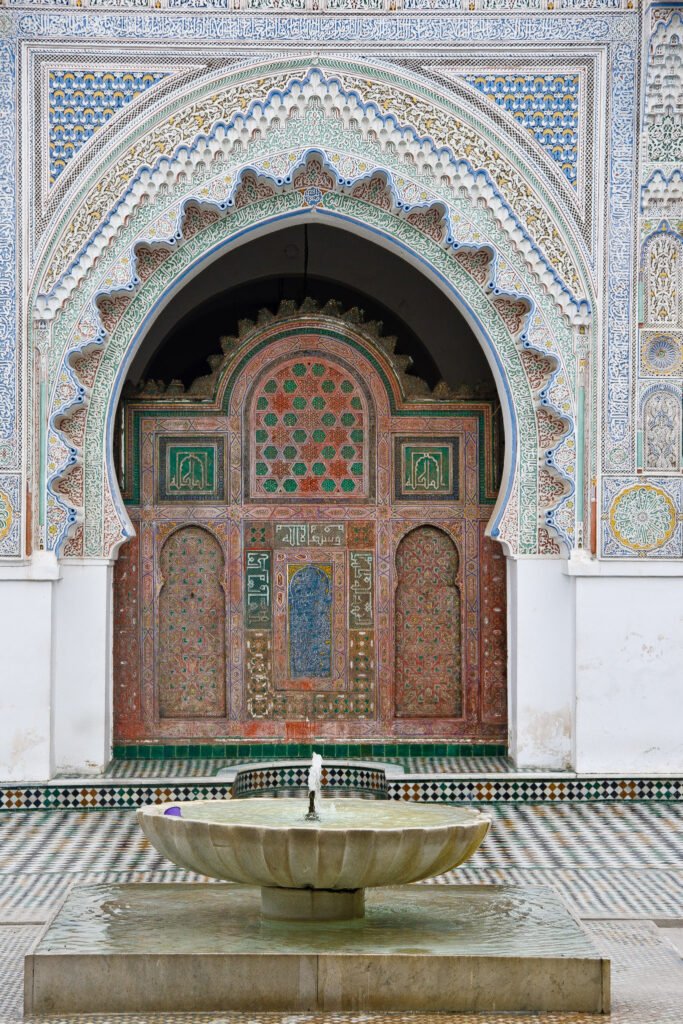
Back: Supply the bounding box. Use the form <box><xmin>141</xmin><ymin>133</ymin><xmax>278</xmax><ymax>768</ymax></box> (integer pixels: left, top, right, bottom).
<box><xmin>35</xmin><ymin>64</ymin><xmax>590</xmax><ymax>305</ymax></box>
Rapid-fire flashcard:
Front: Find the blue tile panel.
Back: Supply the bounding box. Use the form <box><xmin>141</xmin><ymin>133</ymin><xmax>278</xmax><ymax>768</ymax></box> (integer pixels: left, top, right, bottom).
<box><xmin>464</xmin><ymin>73</ymin><xmax>580</xmax><ymax>187</ymax></box>
<box><xmin>49</xmin><ymin>69</ymin><xmax>167</xmax><ymax>184</ymax></box>
<box><xmin>288</xmin><ymin>564</ymin><xmax>333</xmax><ymax>678</ymax></box>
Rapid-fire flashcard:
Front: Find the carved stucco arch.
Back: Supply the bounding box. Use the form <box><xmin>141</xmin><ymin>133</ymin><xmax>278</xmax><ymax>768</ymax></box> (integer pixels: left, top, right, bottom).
<box><xmin>34</xmin><ymin>67</ymin><xmax>593</xmax><ymax>559</ymax></box>
<box><xmin>33</xmin><ymin>60</ymin><xmax>594</xmax><ymax>301</ymax></box>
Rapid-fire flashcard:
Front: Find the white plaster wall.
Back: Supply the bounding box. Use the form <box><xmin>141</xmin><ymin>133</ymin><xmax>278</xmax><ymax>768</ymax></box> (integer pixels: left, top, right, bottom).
<box><xmin>0</xmin><ymin>555</ymin><xmax>58</xmax><ymax>780</ymax></box>
<box><xmin>574</xmin><ymin>573</ymin><xmax>683</xmax><ymax>774</ymax></box>
<box><xmin>507</xmin><ymin>558</ymin><xmax>575</xmax><ymax>770</ymax></box>
<box><xmin>53</xmin><ymin>560</ymin><xmax>113</xmax><ymax>775</ymax></box>
<box><xmin>4</xmin><ymin>551</ymin><xmax>683</xmax><ymax>779</ymax></box>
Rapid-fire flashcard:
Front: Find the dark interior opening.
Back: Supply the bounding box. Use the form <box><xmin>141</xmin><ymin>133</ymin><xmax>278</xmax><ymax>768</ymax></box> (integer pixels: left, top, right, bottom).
<box><xmin>126</xmin><ymin>223</ymin><xmax>495</xmax><ymax>398</ymax></box>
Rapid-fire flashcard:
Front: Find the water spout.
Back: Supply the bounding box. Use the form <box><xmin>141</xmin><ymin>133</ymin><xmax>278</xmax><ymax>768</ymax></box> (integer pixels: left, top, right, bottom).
<box><xmin>305</xmin><ymin>752</ymin><xmax>323</xmax><ymax>821</ymax></box>
<box><xmin>305</xmin><ymin>790</ymin><xmax>319</xmax><ymax>821</ymax></box>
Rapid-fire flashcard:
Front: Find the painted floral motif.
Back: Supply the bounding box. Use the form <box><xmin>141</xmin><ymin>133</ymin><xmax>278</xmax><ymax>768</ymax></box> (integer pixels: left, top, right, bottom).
<box><xmin>53</xmin><ymin>465</ymin><xmax>83</xmax><ymax>505</ymax></box>
<box><xmin>646</xmin><ymin>233</ymin><xmax>681</xmax><ymax>325</ymax></box>
<box><xmin>642</xmin><ymin>334</ymin><xmax>682</xmax><ymax>376</ymax></box>
<box><xmin>609</xmin><ymin>484</ymin><xmax>677</xmax><ymax>552</ymax></box>
<box><xmin>0</xmin><ymin>489</ymin><xmax>13</xmax><ymax>543</ymax></box>
<box><xmin>233</xmin><ymin>172</ymin><xmax>277</xmax><ymax>208</ymax></box>
<box><xmin>292</xmin><ymin>157</ymin><xmax>335</xmax><ymax>192</ymax></box>
<box><xmin>350</xmin><ymin>175</ymin><xmax>392</xmax><ymax>210</ymax></box>
<box><xmin>181</xmin><ymin>203</ymin><xmax>221</xmax><ymax>240</ymax></box>
<box><xmin>537</xmin><ymin>407</ymin><xmax>569</xmax><ymax>449</ymax></box>
<box><xmin>643</xmin><ymin>391</ymin><xmax>681</xmax><ymax>471</ymax></box>
<box><xmin>405</xmin><ymin>205</ymin><xmax>446</xmax><ymax>243</ymax></box>
<box><xmin>520</xmin><ymin>348</ymin><xmax>557</xmax><ymax>392</ymax></box>
<box><xmin>538</xmin><ymin>468</ymin><xmax>569</xmax><ymax>506</ymax></box>
<box><xmin>96</xmin><ymin>294</ymin><xmax>132</xmax><ymax>334</ymax></box>
<box><xmin>249</xmin><ymin>355</ymin><xmax>369</xmax><ymax>499</ymax></box>
<box><xmin>493</xmin><ymin>295</ymin><xmax>531</xmax><ymax>336</ymax></box>
<box><xmin>134</xmin><ymin>244</ymin><xmax>173</xmax><ymax>284</ymax></box>
<box><xmin>453</xmin><ymin>247</ymin><xmax>493</xmax><ymax>286</ymax></box>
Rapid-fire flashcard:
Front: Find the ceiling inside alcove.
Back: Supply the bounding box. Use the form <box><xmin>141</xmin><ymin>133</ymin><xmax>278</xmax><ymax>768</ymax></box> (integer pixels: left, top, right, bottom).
<box><xmin>128</xmin><ymin>223</ymin><xmax>495</xmax><ymax>395</ymax></box>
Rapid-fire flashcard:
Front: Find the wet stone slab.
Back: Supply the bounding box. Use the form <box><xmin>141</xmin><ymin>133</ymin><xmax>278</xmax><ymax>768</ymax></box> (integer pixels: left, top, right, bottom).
<box><xmin>25</xmin><ymin>883</ymin><xmax>610</xmax><ymax>1015</ymax></box>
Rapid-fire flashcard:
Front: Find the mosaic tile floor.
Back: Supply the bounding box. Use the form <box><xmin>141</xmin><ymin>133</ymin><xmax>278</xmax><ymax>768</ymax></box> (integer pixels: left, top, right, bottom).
<box><xmin>1</xmin><ymin>802</ymin><xmax>682</xmax><ymax>1022</ymax></box>
<box><xmin>95</xmin><ymin>756</ymin><xmax>516</xmax><ymax>779</ymax></box>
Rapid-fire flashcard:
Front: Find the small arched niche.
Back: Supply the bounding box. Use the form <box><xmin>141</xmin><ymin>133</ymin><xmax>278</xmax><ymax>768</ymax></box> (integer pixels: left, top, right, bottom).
<box><xmin>395</xmin><ymin>526</ymin><xmax>462</xmax><ymax>718</ymax></box>
<box><xmin>158</xmin><ymin>526</ymin><xmax>226</xmax><ymax>718</ymax></box>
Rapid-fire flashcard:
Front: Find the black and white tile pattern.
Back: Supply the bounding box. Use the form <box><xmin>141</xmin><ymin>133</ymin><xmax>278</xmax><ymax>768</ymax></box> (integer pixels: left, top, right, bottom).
<box><xmin>0</xmin><ymin>802</ymin><xmax>681</xmax><ymax>1022</ymax></box>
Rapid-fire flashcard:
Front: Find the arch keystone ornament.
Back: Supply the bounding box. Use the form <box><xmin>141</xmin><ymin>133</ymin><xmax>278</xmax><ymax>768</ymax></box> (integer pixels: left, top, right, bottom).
<box><xmin>33</xmin><ymin>66</ymin><xmax>594</xmax><ymax>561</ymax></box>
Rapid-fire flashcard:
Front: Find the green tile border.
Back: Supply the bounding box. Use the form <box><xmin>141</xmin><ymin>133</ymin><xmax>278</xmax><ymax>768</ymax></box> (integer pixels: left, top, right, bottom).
<box><xmin>112</xmin><ymin>742</ymin><xmax>509</xmax><ymax>760</ymax></box>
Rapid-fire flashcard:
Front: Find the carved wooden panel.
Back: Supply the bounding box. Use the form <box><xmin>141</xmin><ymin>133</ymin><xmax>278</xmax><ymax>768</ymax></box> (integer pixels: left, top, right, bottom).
<box><xmin>115</xmin><ymin>308</ymin><xmax>506</xmax><ymax>742</ymax></box>
<box><xmin>157</xmin><ymin>526</ymin><xmax>226</xmax><ymax>718</ymax></box>
<box><xmin>395</xmin><ymin>526</ymin><xmax>462</xmax><ymax>718</ymax></box>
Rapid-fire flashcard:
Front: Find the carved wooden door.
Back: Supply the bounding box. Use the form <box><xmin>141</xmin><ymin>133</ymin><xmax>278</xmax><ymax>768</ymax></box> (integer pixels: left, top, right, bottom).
<box><xmin>114</xmin><ymin>306</ymin><xmax>507</xmax><ymax>743</ymax></box>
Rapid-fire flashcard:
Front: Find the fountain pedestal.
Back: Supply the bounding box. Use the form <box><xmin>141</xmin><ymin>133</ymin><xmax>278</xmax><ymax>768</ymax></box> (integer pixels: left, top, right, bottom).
<box><xmin>261</xmin><ymin>886</ymin><xmax>365</xmax><ymax>921</ymax></box>
<box><xmin>25</xmin><ymin>883</ymin><xmax>610</xmax><ymax>1015</ymax></box>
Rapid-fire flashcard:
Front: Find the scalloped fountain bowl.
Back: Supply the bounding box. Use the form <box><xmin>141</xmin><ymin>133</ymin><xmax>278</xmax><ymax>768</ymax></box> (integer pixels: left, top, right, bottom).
<box><xmin>137</xmin><ymin>798</ymin><xmax>491</xmax><ymax>921</ymax></box>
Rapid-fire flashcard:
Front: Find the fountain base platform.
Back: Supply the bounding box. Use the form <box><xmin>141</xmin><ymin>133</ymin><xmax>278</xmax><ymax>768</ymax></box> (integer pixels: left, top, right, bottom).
<box><xmin>25</xmin><ymin>883</ymin><xmax>610</xmax><ymax>1015</ymax></box>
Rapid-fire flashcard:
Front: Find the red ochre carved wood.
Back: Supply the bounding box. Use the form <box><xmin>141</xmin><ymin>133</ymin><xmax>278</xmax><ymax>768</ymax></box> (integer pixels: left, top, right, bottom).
<box><xmin>114</xmin><ymin>310</ymin><xmax>506</xmax><ymax>742</ymax></box>
<box><xmin>158</xmin><ymin>527</ymin><xmax>226</xmax><ymax>718</ymax></box>
<box><xmin>395</xmin><ymin>527</ymin><xmax>462</xmax><ymax>718</ymax></box>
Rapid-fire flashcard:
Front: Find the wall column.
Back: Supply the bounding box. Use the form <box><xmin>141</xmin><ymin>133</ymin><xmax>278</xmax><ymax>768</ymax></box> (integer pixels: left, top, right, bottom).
<box><xmin>53</xmin><ymin>558</ymin><xmax>114</xmax><ymax>775</ymax></box>
<box><xmin>571</xmin><ymin>561</ymin><xmax>683</xmax><ymax>774</ymax></box>
<box><xmin>507</xmin><ymin>557</ymin><xmax>576</xmax><ymax>770</ymax></box>
<box><xmin>0</xmin><ymin>552</ymin><xmax>60</xmax><ymax>781</ymax></box>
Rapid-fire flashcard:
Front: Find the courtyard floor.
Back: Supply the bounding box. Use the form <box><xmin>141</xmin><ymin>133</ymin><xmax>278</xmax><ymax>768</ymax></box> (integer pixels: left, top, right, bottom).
<box><xmin>1</xmin><ymin>799</ymin><xmax>682</xmax><ymax>1023</ymax></box>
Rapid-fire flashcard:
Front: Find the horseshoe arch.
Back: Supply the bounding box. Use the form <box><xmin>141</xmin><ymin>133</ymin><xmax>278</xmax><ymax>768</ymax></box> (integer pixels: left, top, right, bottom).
<box><xmin>33</xmin><ymin>64</ymin><xmax>593</xmax><ymax>561</ymax></box>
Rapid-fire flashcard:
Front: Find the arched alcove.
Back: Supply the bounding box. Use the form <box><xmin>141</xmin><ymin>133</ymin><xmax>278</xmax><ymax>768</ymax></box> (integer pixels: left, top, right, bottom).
<box><xmin>111</xmin><ymin>287</ymin><xmax>507</xmax><ymax>743</ymax></box>
<box><xmin>32</xmin><ymin>63</ymin><xmax>594</xmax><ymax>768</ymax></box>
<box><xmin>157</xmin><ymin>526</ymin><xmax>226</xmax><ymax>718</ymax></box>
<box><xmin>395</xmin><ymin>526</ymin><xmax>462</xmax><ymax>718</ymax></box>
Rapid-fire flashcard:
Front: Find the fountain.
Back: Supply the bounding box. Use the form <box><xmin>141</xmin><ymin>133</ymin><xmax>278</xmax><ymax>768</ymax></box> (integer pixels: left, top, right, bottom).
<box><xmin>136</xmin><ymin>750</ymin><xmax>491</xmax><ymax>922</ymax></box>
<box><xmin>24</xmin><ymin>752</ymin><xmax>610</xmax><ymax>1015</ymax></box>
<box><xmin>304</xmin><ymin>750</ymin><xmax>323</xmax><ymax>820</ymax></box>
<box><xmin>137</xmin><ymin>796</ymin><xmax>491</xmax><ymax>921</ymax></box>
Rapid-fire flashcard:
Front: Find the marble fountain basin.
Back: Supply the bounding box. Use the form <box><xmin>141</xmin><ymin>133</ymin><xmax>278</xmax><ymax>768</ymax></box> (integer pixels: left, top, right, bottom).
<box><xmin>137</xmin><ymin>798</ymin><xmax>490</xmax><ymax>920</ymax></box>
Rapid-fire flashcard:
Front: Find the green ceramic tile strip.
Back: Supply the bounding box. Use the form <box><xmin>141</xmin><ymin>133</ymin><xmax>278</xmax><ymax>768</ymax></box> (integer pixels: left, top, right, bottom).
<box><xmin>112</xmin><ymin>742</ymin><xmax>509</xmax><ymax>759</ymax></box>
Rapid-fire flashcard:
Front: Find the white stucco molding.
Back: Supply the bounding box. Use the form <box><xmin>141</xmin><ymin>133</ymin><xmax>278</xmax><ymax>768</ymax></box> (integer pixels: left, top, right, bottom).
<box><xmin>563</xmin><ymin>551</ymin><xmax>683</xmax><ymax>576</ymax></box>
<box><xmin>0</xmin><ymin>552</ymin><xmax>61</xmax><ymax>581</ymax></box>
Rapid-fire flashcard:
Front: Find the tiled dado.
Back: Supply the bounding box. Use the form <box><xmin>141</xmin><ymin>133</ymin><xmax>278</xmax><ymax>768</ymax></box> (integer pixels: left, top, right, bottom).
<box><xmin>232</xmin><ymin>764</ymin><xmax>388</xmax><ymax>798</ymax></box>
<box><xmin>112</xmin><ymin>743</ymin><xmax>508</xmax><ymax>760</ymax></box>
<box><xmin>0</xmin><ymin>776</ymin><xmax>681</xmax><ymax>811</ymax></box>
